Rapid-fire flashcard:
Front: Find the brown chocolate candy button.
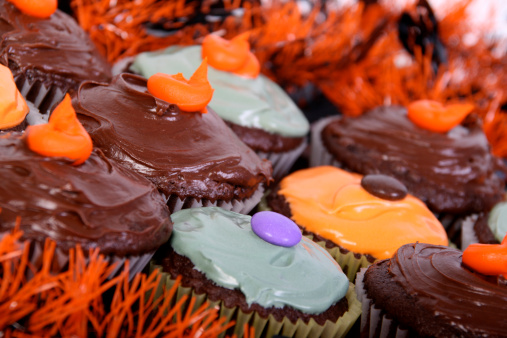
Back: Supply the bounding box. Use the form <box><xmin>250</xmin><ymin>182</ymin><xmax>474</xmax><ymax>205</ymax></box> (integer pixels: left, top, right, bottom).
<box><xmin>361</xmin><ymin>174</ymin><xmax>408</xmax><ymax>201</ymax></box>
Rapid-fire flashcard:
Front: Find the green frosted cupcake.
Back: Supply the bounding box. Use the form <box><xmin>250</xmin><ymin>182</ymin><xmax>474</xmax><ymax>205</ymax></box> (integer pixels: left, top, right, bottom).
<box><xmin>151</xmin><ymin>207</ymin><xmax>361</xmax><ymax>337</ymax></box>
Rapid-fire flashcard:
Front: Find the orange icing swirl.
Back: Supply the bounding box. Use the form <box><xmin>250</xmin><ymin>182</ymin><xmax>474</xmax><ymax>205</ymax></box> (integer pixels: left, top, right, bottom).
<box><xmin>279</xmin><ymin>166</ymin><xmax>448</xmax><ymax>259</ymax></box>
<box><xmin>147</xmin><ymin>58</ymin><xmax>213</xmax><ymax>113</ymax></box>
<box><xmin>8</xmin><ymin>0</ymin><xmax>57</xmax><ymax>18</ymax></box>
<box><xmin>463</xmin><ymin>235</ymin><xmax>507</xmax><ymax>276</ymax></box>
<box><xmin>407</xmin><ymin>100</ymin><xmax>475</xmax><ymax>133</ymax></box>
<box><xmin>26</xmin><ymin>94</ymin><xmax>93</xmax><ymax>165</ymax></box>
<box><xmin>0</xmin><ymin>64</ymin><xmax>28</xmax><ymax>129</ymax></box>
<box><xmin>201</xmin><ymin>34</ymin><xmax>260</xmax><ymax>78</ymax></box>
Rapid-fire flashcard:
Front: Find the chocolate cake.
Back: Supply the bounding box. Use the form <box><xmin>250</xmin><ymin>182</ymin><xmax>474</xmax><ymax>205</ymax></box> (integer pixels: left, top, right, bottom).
<box><xmin>0</xmin><ymin>133</ymin><xmax>172</xmax><ymax>256</ymax></box>
<box><xmin>316</xmin><ymin>105</ymin><xmax>505</xmax><ymax>215</ymax></box>
<box><xmin>73</xmin><ymin>73</ymin><xmax>272</xmax><ymax>213</ymax></box>
<box><xmin>0</xmin><ymin>0</ymin><xmax>112</xmax><ymax>113</ymax></box>
<box><xmin>357</xmin><ymin>243</ymin><xmax>507</xmax><ymax>337</ymax></box>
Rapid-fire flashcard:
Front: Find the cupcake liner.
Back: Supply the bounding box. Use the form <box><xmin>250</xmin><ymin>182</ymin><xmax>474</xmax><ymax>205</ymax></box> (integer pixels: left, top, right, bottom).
<box><xmin>6</xmin><ymin>234</ymin><xmax>154</xmax><ymax>280</ymax></box>
<box><xmin>151</xmin><ymin>262</ymin><xmax>362</xmax><ymax>338</ymax></box>
<box><xmin>355</xmin><ymin>268</ymin><xmax>409</xmax><ymax>338</ymax></box>
<box><xmin>15</xmin><ymin>73</ymin><xmax>67</xmax><ymax>116</ymax></box>
<box><xmin>460</xmin><ymin>214</ymin><xmax>479</xmax><ymax>250</ymax></box>
<box><xmin>306</xmin><ymin>234</ymin><xmax>372</xmax><ymax>283</ymax></box>
<box><xmin>309</xmin><ymin>116</ymin><xmax>342</xmax><ymax>168</ymax></box>
<box><xmin>162</xmin><ymin>185</ymin><xmax>264</xmax><ymax>215</ymax></box>
<box><xmin>25</xmin><ymin>101</ymin><xmax>48</xmax><ymax>125</ymax></box>
<box><xmin>256</xmin><ymin>138</ymin><xmax>307</xmax><ymax>181</ymax></box>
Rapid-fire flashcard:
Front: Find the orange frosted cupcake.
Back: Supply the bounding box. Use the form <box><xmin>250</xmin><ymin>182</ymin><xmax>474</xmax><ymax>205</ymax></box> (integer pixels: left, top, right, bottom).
<box><xmin>267</xmin><ymin>166</ymin><xmax>448</xmax><ymax>281</ymax></box>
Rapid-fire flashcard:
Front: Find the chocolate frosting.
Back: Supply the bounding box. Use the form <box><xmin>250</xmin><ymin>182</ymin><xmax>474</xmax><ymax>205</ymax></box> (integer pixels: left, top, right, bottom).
<box><xmin>365</xmin><ymin>243</ymin><xmax>507</xmax><ymax>337</ymax></box>
<box><xmin>73</xmin><ymin>73</ymin><xmax>272</xmax><ymax>201</ymax></box>
<box><xmin>0</xmin><ymin>0</ymin><xmax>111</xmax><ymax>89</ymax></box>
<box><xmin>322</xmin><ymin>106</ymin><xmax>505</xmax><ymax>214</ymax></box>
<box><xmin>0</xmin><ymin>134</ymin><xmax>172</xmax><ymax>256</ymax></box>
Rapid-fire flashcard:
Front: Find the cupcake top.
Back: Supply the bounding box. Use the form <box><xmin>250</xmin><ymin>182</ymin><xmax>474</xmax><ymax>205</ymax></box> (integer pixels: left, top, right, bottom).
<box><xmin>487</xmin><ymin>201</ymin><xmax>507</xmax><ymax>242</ymax></box>
<box><xmin>0</xmin><ymin>0</ymin><xmax>111</xmax><ymax>88</ymax></box>
<box><xmin>74</xmin><ymin>73</ymin><xmax>272</xmax><ymax>201</ymax></box>
<box><xmin>170</xmin><ymin>207</ymin><xmax>349</xmax><ymax>314</ymax></box>
<box><xmin>130</xmin><ymin>45</ymin><xmax>309</xmax><ymax>138</ymax></box>
<box><xmin>278</xmin><ymin>166</ymin><xmax>448</xmax><ymax>259</ymax></box>
<box><xmin>321</xmin><ymin>105</ymin><xmax>505</xmax><ymax>214</ymax></box>
<box><xmin>0</xmin><ymin>133</ymin><xmax>172</xmax><ymax>256</ymax></box>
<box><xmin>365</xmin><ymin>243</ymin><xmax>507</xmax><ymax>337</ymax></box>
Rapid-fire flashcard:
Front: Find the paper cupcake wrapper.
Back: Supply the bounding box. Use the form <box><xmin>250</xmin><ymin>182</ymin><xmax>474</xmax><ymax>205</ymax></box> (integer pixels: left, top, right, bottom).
<box><xmin>5</xmin><ymin>234</ymin><xmax>154</xmax><ymax>281</ymax></box>
<box><xmin>310</xmin><ymin>116</ymin><xmax>342</xmax><ymax>168</ymax></box>
<box><xmin>151</xmin><ymin>262</ymin><xmax>362</xmax><ymax>338</ymax></box>
<box><xmin>15</xmin><ymin>73</ymin><xmax>67</xmax><ymax>116</ymax></box>
<box><xmin>355</xmin><ymin>268</ymin><xmax>410</xmax><ymax>338</ymax></box>
<box><xmin>257</xmin><ymin>139</ymin><xmax>307</xmax><ymax>181</ymax></box>
<box><xmin>460</xmin><ymin>214</ymin><xmax>479</xmax><ymax>250</ymax></box>
<box><xmin>162</xmin><ymin>185</ymin><xmax>264</xmax><ymax>215</ymax></box>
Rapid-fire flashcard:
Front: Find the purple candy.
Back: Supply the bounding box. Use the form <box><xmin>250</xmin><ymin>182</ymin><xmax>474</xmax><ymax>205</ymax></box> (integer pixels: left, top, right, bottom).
<box><xmin>251</xmin><ymin>211</ymin><xmax>302</xmax><ymax>247</ymax></box>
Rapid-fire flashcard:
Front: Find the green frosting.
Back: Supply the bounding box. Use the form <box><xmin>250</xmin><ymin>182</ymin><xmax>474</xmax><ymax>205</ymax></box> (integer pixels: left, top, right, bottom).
<box><xmin>170</xmin><ymin>207</ymin><xmax>348</xmax><ymax>314</ymax></box>
<box><xmin>488</xmin><ymin>201</ymin><xmax>507</xmax><ymax>242</ymax></box>
<box><xmin>130</xmin><ymin>46</ymin><xmax>309</xmax><ymax>138</ymax></box>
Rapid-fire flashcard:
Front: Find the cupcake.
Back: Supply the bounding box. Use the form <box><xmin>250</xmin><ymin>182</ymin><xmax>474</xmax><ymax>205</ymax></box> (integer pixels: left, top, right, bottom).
<box><xmin>74</xmin><ymin>61</ymin><xmax>272</xmax><ymax>214</ymax></box>
<box><xmin>0</xmin><ymin>0</ymin><xmax>112</xmax><ymax>115</ymax></box>
<box><xmin>461</xmin><ymin>200</ymin><xmax>507</xmax><ymax>249</ymax></box>
<box><xmin>356</xmin><ymin>242</ymin><xmax>507</xmax><ymax>337</ymax></box>
<box><xmin>267</xmin><ymin>166</ymin><xmax>448</xmax><ymax>281</ymax></box>
<box><xmin>311</xmin><ymin>102</ymin><xmax>506</xmax><ymax>218</ymax></box>
<box><xmin>0</xmin><ymin>95</ymin><xmax>172</xmax><ymax>276</ymax></box>
<box><xmin>128</xmin><ymin>34</ymin><xmax>310</xmax><ymax>179</ymax></box>
<box><xmin>152</xmin><ymin>207</ymin><xmax>361</xmax><ymax>337</ymax></box>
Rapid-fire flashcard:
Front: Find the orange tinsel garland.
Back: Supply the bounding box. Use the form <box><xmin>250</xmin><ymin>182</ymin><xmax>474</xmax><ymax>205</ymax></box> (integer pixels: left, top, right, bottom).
<box><xmin>0</xmin><ymin>225</ymin><xmax>234</xmax><ymax>337</ymax></box>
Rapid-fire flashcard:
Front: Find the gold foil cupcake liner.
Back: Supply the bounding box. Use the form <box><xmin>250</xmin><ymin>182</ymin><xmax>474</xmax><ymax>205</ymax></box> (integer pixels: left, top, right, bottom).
<box><xmin>151</xmin><ymin>262</ymin><xmax>362</xmax><ymax>338</ymax></box>
<box><xmin>257</xmin><ymin>139</ymin><xmax>307</xmax><ymax>181</ymax></box>
<box><xmin>355</xmin><ymin>268</ymin><xmax>410</xmax><ymax>338</ymax></box>
<box><xmin>162</xmin><ymin>185</ymin><xmax>264</xmax><ymax>215</ymax></box>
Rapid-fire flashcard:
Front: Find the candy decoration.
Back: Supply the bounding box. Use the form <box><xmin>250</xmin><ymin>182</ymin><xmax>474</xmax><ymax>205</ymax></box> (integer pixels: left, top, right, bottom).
<box><xmin>462</xmin><ymin>234</ymin><xmax>507</xmax><ymax>276</ymax></box>
<box><xmin>251</xmin><ymin>211</ymin><xmax>302</xmax><ymax>247</ymax></box>
<box><xmin>8</xmin><ymin>0</ymin><xmax>57</xmax><ymax>18</ymax></box>
<box><xmin>0</xmin><ymin>65</ymin><xmax>29</xmax><ymax>129</ymax></box>
<box><xmin>202</xmin><ymin>34</ymin><xmax>260</xmax><ymax>78</ymax></box>
<box><xmin>25</xmin><ymin>94</ymin><xmax>93</xmax><ymax>165</ymax></box>
<box><xmin>407</xmin><ymin>100</ymin><xmax>475</xmax><ymax>133</ymax></box>
<box><xmin>361</xmin><ymin>174</ymin><xmax>408</xmax><ymax>201</ymax></box>
<box><xmin>147</xmin><ymin>59</ymin><xmax>214</xmax><ymax>113</ymax></box>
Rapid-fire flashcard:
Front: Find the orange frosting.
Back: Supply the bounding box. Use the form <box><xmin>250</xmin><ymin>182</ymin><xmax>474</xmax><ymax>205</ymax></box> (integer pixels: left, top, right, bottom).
<box><xmin>8</xmin><ymin>0</ymin><xmax>57</xmax><ymax>18</ymax></box>
<box><xmin>462</xmin><ymin>235</ymin><xmax>507</xmax><ymax>276</ymax></box>
<box><xmin>147</xmin><ymin>59</ymin><xmax>214</xmax><ymax>113</ymax></box>
<box><xmin>201</xmin><ymin>34</ymin><xmax>260</xmax><ymax>78</ymax></box>
<box><xmin>25</xmin><ymin>94</ymin><xmax>93</xmax><ymax>165</ymax></box>
<box><xmin>407</xmin><ymin>100</ymin><xmax>475</xmax><ymax>133</ymax></box>
<box><xmin>278</xmin><ymin>166</ymin><xmax>448</xmax><ymax>259</ymax></box>
<box><xmin>0</xmin><ymin>65</ymin><xmax>29</xmax><ymax>129</ymax></box>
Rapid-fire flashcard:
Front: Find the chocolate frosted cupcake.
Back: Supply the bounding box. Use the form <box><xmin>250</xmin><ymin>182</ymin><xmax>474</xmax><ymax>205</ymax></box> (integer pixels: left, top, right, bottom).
<box><xmin>129</xmin><ymin>34</ymin><xmax>309</xmax><ymax>179</ymax></box>
<box><xmin>0</xmin><ymin>0</ymin><xmax>112</xmax><ymax>115</ymax></box>
<box><xmin>74</xmin><ymin>67</ymin><xmax>272</xmax><ymax>214</ymax></box>
<box><xmin>0</xmin><ymin>103</ymin><xmax>172</xmax><ymax>276</ymax></box>
<box><xmin>267</xmin><ymin>166</ymin><xmax>448</xmax><ymax>281</ymax></box>
<box><xmin>356</xmin><ymin>242</ymin><xmax>507</xmax><ymax>337</ymax></box>
<box><xmin>152</xmin><ymin>207</ymin><xmax>361</xmax><ymax>337</ymax></box>
<box><xmin>311</xmin><ymin>103</ymin><xmax>505</xmax><ymax>217</ymax></box>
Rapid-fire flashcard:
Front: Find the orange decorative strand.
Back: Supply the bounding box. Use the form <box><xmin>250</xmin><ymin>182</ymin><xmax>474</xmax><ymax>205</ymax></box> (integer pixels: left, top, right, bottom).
<box><xmin>0</xmin><ymin>65</ymin><xmax>29</xmax><ymax>129</ymax></box>
<box><xmin>462</xmin><ymin>235</ymin><xmax>507</xmax><ymax>276</ymax></box>
<box><xmin>407</xmin><ymin>100</ymin><xmax>475</xmax><ymax>133</ymax></box>
<box><xmin>25</xmin><ymin>94</ymin><xmax>93</xmax><ymax>165</ymax></box>
<box><xmin>8</xmin><ymin>0</ymin><xmax>57</xmax><ymax>18</ymax></box>
<box><xmin>148</xmin><ymin>58</ymin><xmax>214</xmax><ymax>113</ymax></box>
